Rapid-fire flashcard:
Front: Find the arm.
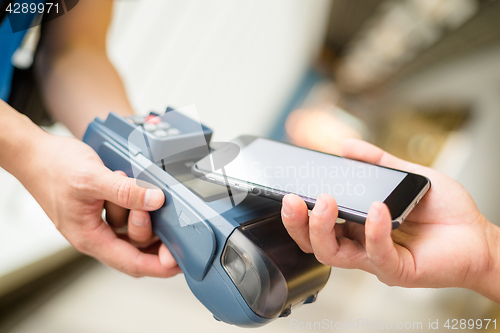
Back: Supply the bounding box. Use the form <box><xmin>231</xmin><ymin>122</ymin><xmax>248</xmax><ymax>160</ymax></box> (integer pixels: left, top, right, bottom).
<box><xmin>35</xmin><ymin>0</ymin><xmax>133</xmax><ymax>139</ymax></box>
<box><xmin>281</xmin><ymin>139</ymin><xmax>500</xmax><ymax>304</ymax></box>
<box><xmin>1</xmin><ymin>1</ymin><xmax>180</xmax><ymax>277</ymax></box>
<box><xmin>1</xmin><ymin>99</ymin><xmax>180</xmax><ymax>277</ymax></box>
<box><xmin>0</xmin><ymin>101</ymin><xmax>46</xmax><ymax>176</ymax></box>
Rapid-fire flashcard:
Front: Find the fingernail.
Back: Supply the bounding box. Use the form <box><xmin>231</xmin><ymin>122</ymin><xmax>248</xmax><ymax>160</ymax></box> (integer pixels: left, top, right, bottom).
<box><xmin>313</xmin><ymin>195</ymin><xmax>328</xmax><ymax>215</ymax></box>
<box><xmin>368</xmin><ymin>202</ymin><xmax>381</xmax><ymax>221</ymax></box>
<box><xmin>144</xmin><ymin>189</ymin><xmax>163</xmax><ymax>209</ymax></box>
<box><xmin>130</xmin><ymin>211</ymin><xmax>147</xmax><ymax>227</ymax></box>
<box><xmin>282</xmin><ymin>198</ymin><xmax>294</xmax><ymax>217</ymax></box>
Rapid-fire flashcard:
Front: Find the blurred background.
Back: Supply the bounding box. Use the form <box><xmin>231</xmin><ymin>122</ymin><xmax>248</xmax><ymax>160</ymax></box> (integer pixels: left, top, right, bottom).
<box><xmin>1</xmin><ymin>0</ymin><xmax>500</xmax><ymax>332</ymax></box>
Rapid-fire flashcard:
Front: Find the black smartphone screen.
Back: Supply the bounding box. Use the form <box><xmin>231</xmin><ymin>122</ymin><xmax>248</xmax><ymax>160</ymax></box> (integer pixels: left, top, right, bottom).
<box><xmin>195</xmin><ymin>136</ymin><xmax>429</xmax><ymax>221</ymax></box>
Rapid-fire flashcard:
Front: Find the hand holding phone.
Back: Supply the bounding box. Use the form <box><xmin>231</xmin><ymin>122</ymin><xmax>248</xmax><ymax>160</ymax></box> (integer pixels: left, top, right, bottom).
<box><xmin>282</xmin><ymin>139</ymin><xmax>500</xmax><ymax>304</ymax></box>
<box><xmin>193</xmin><ymin>135</ymin><xmax>430</xmax><ymax>227</ymax></box>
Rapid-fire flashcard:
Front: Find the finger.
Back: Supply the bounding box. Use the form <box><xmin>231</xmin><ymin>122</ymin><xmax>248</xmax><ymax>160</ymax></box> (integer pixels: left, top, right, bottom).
<box><xmin>309</xmin><ymin>194</ymin><xmax>340</xmax><ymax>264</ymax></box>
<box><xmin>281</xmin><ymin>194</ymin><xmax>312</xmax><ymax>253</ymax></box>
<box><xmin>105</xmin><ymin>201</ymin><xmax>129</xmax><ymax>228</ymax></box>
<box><xmin>334</xmin><ymin>223</ymin><xmax>347</xmax><ymax>238</ymax></box>
<box><xmin>139</xmin><ymin>240</ymin><xmax>162</xmax><ymax>255</ymax></box>
<box><xmin>343</xmin><ymin>220</ymin><xmax>366</xmax><ymax>247</ymax></box>
<box><xmin>159</xmin><ymin>243</ymin><xmax>180</xmax><ymax>269</ymax></box>
<box><xmin>96</xmin><ymin>169</ymin><xmax>165</xmax><ymax>211</ymax></box>
<box><xmin>365</xmin><ymin>202</ymin><xmax>400</xmax><ymax>275</ymax></box>
<box><xmin>128</xmin><ymin>210</ymin><xmax>154</xmax><ymax>246</ymax></box>
<box><xmin>104</xmin><ymin>171</ymin><xmax>130</xmax><ymax>228</ymax></box>
<box><xmin>341</xmin><ymin>138</ymin><xmax>423</xmax><ymax>174</ymax></box>
<box><xmin>82</xmin><ymin>222</ymin><xmax>181</xmax><ymax>278</ymax></box>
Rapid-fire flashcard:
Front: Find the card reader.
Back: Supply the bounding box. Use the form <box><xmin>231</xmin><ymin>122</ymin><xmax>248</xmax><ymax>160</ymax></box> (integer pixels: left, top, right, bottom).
<box><xmin>83</xmin><ymin>108</ymin><xmax>331</xmax><ymax>327</ymax></box>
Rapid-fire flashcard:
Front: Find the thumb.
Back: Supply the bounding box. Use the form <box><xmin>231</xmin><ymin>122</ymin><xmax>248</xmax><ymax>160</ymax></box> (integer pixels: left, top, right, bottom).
<box><xmin>98</xmin><ymin>169</ymin><xmax>165</xmax><ymax>211</ymax></box>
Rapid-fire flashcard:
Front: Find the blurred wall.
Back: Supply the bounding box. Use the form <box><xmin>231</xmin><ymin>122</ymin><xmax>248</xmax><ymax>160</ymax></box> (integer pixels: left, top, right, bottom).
<box><xmin>107</xmin><ymin>0</ymin><xmax>332</xmax><ymax>142</ymax></box>
<box><xmin>369</xmin><ymin>44</ymin><xmax>500</xmax><ymax>225</ymax></box>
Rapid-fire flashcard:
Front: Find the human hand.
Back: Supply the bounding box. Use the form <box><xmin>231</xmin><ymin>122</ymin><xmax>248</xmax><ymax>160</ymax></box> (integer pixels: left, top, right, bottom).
<box><xmin>281</xmin><ymin>139</ymin><xmax>500</xmax><ymax>298</ymax></box>
<box><xmin>21</xmin><ymin>132</ymin><xmax>181</xmax><ymax>278</ymax></box>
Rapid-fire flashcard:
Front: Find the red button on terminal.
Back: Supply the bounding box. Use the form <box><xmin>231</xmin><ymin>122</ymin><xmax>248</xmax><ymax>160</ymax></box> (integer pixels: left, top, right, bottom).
<box><xmin>146</xmin><ymin>115</ymin><xmax>161</xmax><ymax>124</ymax></box>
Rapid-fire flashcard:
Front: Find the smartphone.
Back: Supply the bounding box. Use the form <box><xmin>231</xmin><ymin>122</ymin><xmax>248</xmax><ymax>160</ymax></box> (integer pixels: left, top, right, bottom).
<box><xmin>193</xmin><ymin>136</ymin><xmax>431</xmax><ymax>227</ymax></box>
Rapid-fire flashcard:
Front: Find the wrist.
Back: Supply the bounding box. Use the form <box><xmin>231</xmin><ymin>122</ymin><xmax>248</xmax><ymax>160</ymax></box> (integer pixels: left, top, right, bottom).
<box><xmin>0</xmin><ymin>101</ymin><xmax>51</xmax><ymax>177</ymax></box>
<box><xmin>471</xmin><ymin>216</ymin><xmax>500</xmax><ymax>304</ymax></box>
